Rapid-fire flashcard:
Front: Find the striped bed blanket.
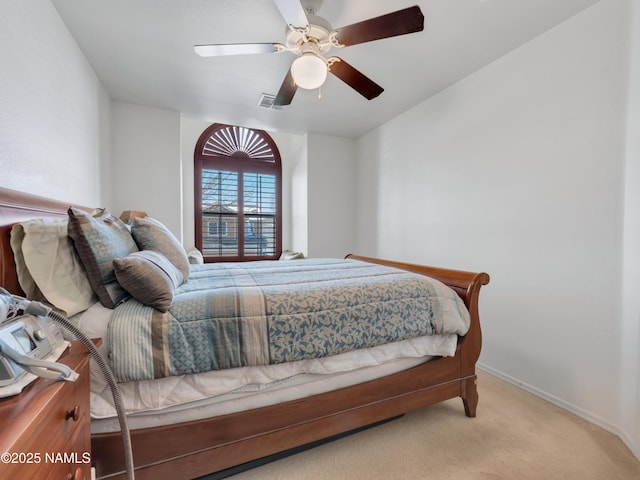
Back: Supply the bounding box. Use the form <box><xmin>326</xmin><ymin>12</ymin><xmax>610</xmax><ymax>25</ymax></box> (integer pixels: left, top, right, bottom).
<box><xmin>108</xmin><ymin>258</ymin><xmax>470</xmax><ymax>382</ymax></box>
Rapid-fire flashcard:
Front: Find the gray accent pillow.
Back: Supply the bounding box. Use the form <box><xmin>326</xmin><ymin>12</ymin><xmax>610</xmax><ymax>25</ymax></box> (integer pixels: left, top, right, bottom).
<box><xmin>67</xmin><ymin>207</ymin><xmax>139</xmax><ymax>309</ymax></box>
<box><xmin>113</xmin><ymin>250</ymin><xmax>183</xmax><ymax>312</ymax></box>
<box><xmin>130</xmin><ymin>217</ymin><xmax>190</xmax><ymax>281</ymax></box>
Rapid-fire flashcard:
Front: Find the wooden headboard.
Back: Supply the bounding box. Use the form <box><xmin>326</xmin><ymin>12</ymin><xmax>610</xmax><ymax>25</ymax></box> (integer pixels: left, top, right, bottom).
<box><xmin>0</xmin><ymin>186</ymin><xmax>93</xmax><ymax>295</ymax></box>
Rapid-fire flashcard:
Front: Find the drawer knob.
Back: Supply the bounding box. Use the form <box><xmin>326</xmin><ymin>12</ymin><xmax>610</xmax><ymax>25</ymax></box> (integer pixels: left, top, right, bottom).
<box><xmin>65</xmin><ymin>405</ymin><xmax>80</xmax><ymax>422</ymax></box>
<box><xmin>67</xmin><ymin>467</ymin><xmax>84</xmax><ymax>480</ymax></box>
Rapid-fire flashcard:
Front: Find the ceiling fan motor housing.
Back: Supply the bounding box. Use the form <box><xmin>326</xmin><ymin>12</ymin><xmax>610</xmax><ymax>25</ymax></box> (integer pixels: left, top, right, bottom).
<box><xmin>284</xmin><ymin>14</ymin><xmax>333</xmax><ymax>56</ymax></box>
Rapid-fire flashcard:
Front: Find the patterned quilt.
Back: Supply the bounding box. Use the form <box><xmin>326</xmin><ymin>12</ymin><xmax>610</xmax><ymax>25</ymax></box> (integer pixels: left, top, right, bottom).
<box><xmin>108</xmin><ymin>258</ymin><xmax>470</xmax><ymax>382</ymax></box>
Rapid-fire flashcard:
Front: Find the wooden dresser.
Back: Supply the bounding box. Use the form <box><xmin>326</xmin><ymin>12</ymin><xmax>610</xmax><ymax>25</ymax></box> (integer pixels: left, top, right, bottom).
<box><xmin>0</xmin><ymin>341</ymin><xmax>94</xmax><ymax>480</ymax></box>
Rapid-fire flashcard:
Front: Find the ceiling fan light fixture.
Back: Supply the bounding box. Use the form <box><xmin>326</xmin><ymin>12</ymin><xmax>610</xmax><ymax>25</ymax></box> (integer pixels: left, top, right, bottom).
<box><xmin>291</xmin><ymin>53</ymin><xmax>327</xmax><ymax>90</ymax></box>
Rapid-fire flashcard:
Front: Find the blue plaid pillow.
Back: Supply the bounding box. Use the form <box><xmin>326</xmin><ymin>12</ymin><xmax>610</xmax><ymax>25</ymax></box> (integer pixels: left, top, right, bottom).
<box><xmin>68</xmin><ymin>207</ymin><xmax>138</xmax><ymax>309</ymax></box>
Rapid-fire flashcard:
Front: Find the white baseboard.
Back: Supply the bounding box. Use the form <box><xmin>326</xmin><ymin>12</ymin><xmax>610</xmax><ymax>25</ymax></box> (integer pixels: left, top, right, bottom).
<box><xmin>476</xmin><ymin>362</ymin><xmax>640</xmax><ymax>461</ymax></box>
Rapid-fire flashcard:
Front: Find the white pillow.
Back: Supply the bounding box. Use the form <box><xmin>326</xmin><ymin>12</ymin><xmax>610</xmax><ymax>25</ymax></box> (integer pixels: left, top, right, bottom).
<box><xmin>10</xmin><ymin>224</ymin><xmax>48</xmax><ymax>302</ymax></box>
<box><xmin>19</xmin><ymin>218</ymin><xmax>97</xmax><ymax>316</ymax></box>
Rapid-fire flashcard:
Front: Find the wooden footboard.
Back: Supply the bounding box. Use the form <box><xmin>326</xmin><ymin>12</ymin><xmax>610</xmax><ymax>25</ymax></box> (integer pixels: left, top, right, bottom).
<box><xmin>92</xmin><ymin>256</ymin><xmax>489</xmax><ymax>480</ymax></box>
<box><xmin>346</xmin><ymin>254</ymin><xmax>489</xmax><ymax>416</ymax></box>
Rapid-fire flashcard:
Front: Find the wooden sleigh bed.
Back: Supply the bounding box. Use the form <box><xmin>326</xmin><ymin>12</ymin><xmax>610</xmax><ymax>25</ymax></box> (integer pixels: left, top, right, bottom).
<box><xmin>0</xmin><ymin>186</ymin><xmax>490</xmax><ymax>480</ymax></box>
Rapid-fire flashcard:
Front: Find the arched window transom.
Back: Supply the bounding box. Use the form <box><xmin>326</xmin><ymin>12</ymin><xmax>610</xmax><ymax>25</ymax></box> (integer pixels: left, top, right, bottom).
<box><xmin>202</xmin><ymin>124</ymin><xmax>276</xmax><ymax>162</ymax></box>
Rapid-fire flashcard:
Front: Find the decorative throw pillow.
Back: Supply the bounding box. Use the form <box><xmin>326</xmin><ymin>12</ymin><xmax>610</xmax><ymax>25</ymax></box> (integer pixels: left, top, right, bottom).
<box><xmin>279</xmin><ymin>250</ymin><xmax>305</xmax><ymax>260</ymax></box>
<box><xmin>67</xmin><ymin>207</ymin><xmax>139</xmax><ymax>309</ymax></box>
<box><xmin>113</xmin><ymin>250</ymin><xmax>183</xmax><ymax>312</ymax></box>
<box><xmin>14</xmin><ymin>218</ymin><xmax>96</xmax><ymax>316</ymax></box>
<box><xmin>130</xmin><ymin>217</ymin><xmax>190</xmax><ymax>281</ymax></box>
<box><xmin>187</xmin><ymin>248</ymin><xmax>204</xmax><ymax>265</ymax></box>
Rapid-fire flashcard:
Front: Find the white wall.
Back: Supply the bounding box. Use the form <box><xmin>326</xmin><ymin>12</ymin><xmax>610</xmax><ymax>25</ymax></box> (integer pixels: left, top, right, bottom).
<box><xmin>289</xmin><ymin>134</ymin><xmax>309</xmax><ymax>255</ymax></box>
<box><xmin>307</xmin><ymin>134</ymin><xmax>357</xmax><ymax>258</ymax></box>
<box><xmin>178</xmin><ymin>116</ymin><xmax>205</xmax><ymax>251</ymax></box>
<box><xmin>621</xmin><ymin>0</ymin><xmax>640</xmax><ymax>457</ymax></box>
<box><xmin>356</xmin><ymin>0</ymin><xmax>636</xmax><ymax>455</ymax></box>
<box><xmin>0</xmin><ymin>0</ymin><xmax>110</xmax><ymax>206</ymax></box>
<box><xmin>110</xmin><ymin>102</ymin><xmax>182</xmax><ymax>237</ymax></box>
<box><xmin>271</xmin><ymin>130</ymin><xmax>308</xmax><ymax>254</ymax></box>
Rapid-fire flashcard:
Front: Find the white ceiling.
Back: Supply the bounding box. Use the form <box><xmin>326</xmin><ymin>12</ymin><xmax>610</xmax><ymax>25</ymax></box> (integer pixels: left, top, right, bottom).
<box><xmin>51</xmin><ymin>0</ymin><xmax>599</xmax><ymax>139</ymax></box>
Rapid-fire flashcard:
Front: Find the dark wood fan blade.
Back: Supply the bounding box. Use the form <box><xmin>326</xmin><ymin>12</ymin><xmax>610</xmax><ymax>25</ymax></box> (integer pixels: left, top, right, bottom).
<box><xmin>273</xmin><ymin>0</ymin><xmax>309</xmax><ymax>29</ymax></box>
<box><xmin>329</xmin><ymin>58</ymin><xmax>384</xmax><ymax>100</ymax></box>
<box><xmin>194</xmin><ymin>43</ymin><xmax>280</xmax><ymax>57</ymax></box>
<box><xmin>333</xmin><ymin>5</ymin><xmax>424</xmax><ymax>47</ymax></box>
<box><xmin>274</xmin><ymin>68</ymin><xmax>298</xmax><ymax>106</ymax></box>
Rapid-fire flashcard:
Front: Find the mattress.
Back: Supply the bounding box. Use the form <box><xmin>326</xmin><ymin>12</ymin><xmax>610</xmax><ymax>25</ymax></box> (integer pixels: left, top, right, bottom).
<box><xmin>72</xmin><ymin>302</ymin><xmax>458</xmax><ymax>434</ymax></box>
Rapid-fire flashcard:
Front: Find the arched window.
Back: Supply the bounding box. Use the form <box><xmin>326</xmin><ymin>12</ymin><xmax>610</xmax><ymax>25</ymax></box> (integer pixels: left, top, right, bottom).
<box><xmin>194</xmin><ymin>123</ymin><xmax>282</xmax><ymax>262</ymax></box>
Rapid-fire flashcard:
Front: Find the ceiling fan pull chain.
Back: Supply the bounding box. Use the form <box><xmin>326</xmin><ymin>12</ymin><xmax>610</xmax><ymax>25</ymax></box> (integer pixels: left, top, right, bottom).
<box><xmin>318</xmin><ymin>86</ymin><xmax>322</xmax><ymax>100</ymax></box>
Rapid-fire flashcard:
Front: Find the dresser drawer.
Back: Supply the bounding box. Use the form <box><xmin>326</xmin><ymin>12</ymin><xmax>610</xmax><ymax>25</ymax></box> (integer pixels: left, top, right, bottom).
<box><xmin>19</xmin><ymin>363</ymin><xmax>90</xmax><ymax>450</ymax></box>
<box><xmin>0</xmin><ymin>341</ymin><xmax>96</xmax><ymax>480</ymax></box>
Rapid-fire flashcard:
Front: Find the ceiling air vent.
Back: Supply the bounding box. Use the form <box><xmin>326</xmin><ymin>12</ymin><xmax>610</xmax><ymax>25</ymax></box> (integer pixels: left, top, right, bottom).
<box><xmin>257</xmin><ymin>93</ymin><xmax>282</xmax><ymax>109</ymax></box>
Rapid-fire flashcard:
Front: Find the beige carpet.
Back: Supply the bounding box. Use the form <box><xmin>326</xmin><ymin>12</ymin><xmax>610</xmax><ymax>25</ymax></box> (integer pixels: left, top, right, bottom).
<box><xmin>229</xmin><ymin>370</ymin><xmax>640</xmax><ymax>480</ymax></box>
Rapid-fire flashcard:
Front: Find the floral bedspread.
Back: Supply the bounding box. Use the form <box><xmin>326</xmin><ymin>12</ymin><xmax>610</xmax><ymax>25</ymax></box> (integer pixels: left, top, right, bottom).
<box><xmin>108</xmin><ymin>258</ymin><xmax>470</xmax><ymax>382</ymax></box>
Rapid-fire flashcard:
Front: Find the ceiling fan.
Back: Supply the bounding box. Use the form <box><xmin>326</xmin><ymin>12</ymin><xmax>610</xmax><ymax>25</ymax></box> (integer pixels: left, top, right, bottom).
<box><xmin>194</xmin><ymin>0</ymin><xmax>424</xmax><ymax>106</ymax></box>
